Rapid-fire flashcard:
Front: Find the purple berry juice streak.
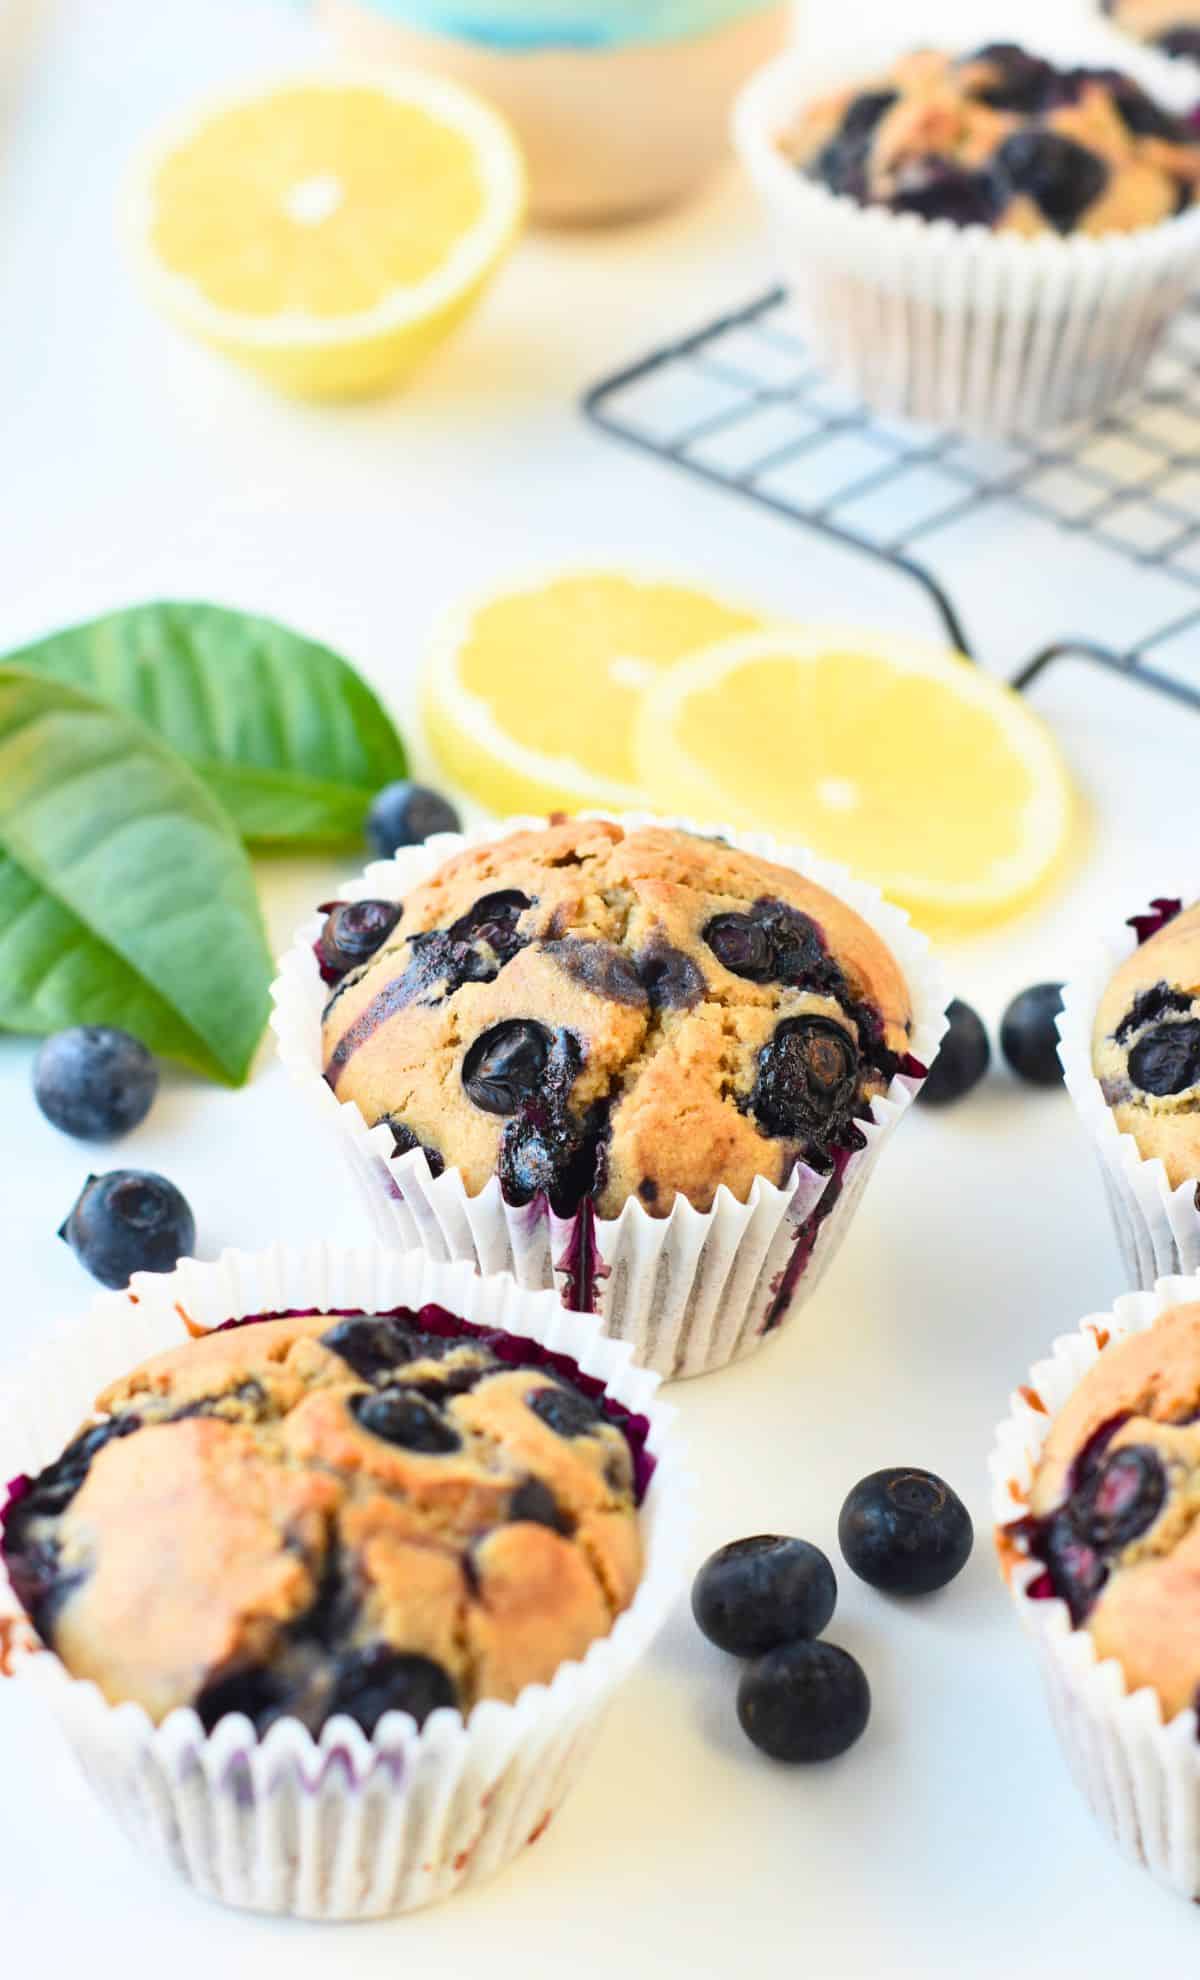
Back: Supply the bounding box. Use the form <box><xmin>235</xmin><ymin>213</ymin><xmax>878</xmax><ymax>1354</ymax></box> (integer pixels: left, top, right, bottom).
<box><xmin>1127</xmin><ymin>898</ymin><xmax>1183</xmax><ymax>945</ymax></box>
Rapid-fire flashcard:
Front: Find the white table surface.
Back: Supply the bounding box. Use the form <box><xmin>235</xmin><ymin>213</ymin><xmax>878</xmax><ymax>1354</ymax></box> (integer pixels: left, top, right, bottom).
<box><xmin>3</xmin><ymin>0</ymin><xmax>1200</xmax><ymax>1971</ymax></box>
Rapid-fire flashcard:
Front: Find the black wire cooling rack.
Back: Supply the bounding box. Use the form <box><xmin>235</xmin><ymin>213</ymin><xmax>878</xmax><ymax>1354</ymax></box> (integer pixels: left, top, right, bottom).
<box><xmin>583</xmin><ymin>286</ymin><xmax>1200</xmax><ymax>713</ymax></box>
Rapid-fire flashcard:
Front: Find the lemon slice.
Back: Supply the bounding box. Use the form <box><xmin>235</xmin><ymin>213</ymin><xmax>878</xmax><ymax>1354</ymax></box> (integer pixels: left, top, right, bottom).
<box><xmin>634</xmin><ymin>627</ymin><xmax>1076</xmax><ymax>930</ymax></box>
<box><xmin>126</xmin><ymin>71</ymin><xmax>525</xmax><ymax>399</ymax></box>
<box><xmin>422</xmin><ymin>569</ymin><xmax>763</xmax><ymax>814</ymax></box>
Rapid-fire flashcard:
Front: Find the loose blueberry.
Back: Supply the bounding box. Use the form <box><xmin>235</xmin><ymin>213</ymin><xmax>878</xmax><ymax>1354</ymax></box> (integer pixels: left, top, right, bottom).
<box><xmin>999</xmin><ymin>983</ymin><xmax>1065</xmax><ymax>1087</ymax></box>
<box><xmin>1074</xmin><ymin>1445</ymin><xmax>1166</xmax><ymax>1549</ymax></box>
<box><xmin>365</xmin><ymin>781</ymin><xmax>461</xmax><ymax>859</ymax></box>
<box><xmin>752</xmin><ymin>1017</ymin><xmax>859</xmax><ymax>1140</ymax></box>
<box><xmin>508</xmin><ymin>1477</ymin><xmax>574</xmax><ymax>1534</ymax></box>
<box><xmin>462</xmin><ymin>1020</ymin><xmax>553</xmax><ymax>1115</ymax></box>
<box><xmin>528</xmin><ymin>1384</ymin><xmax>600</xmax><ymax>1439</ymax></box>
<box><xmin>59</xmin><ymin>1170</ymin><xmax>196</xmax><ymax>1289</ymax></box>
<box><xmin>351</xmin><ymin>1388</ymin><xmax>461</xmax><ymax>1454</ymax></box>
<box><xmin>1128</xmin><ymin>1019</ymin><xmax>1200</xmax><ymax>1097</ymax></box>
<box><xmin>32</xmin><ymin>1026</ymin><xmax>158</xmax><ymax>1142</ymax></box>
<box><xmin>915</xmin><ymin>999</ymin><xmax>990</xmax><ymax>1108</ymax></box>
<box><xmin>692</xmin><ymin>1535</ymin><xmax>837</xmax><ymax>1658</ymax></box>
<box><xmin>737</xmin><ymin>1640</ymin><xmax>870</xmax><ymax>1764</ymax></box>
<box><xmin>316</xmin><ymin>899</ymin><xmax>402</xmax><ymax>981</ymax></box>
<box><xmin>329</xmin><ymin>1647</ymin><xmax>457</xmax><ymax>1732</ymax></box>
<box><xmin>839</xmin><ymin>1468</ymin><xmax>973</xmax><ymax>1596</ymax></box>
<box><xmin>995</xmin><ymin>129</ymin><xmax>1108</xmax><ymax>233</ymax></box>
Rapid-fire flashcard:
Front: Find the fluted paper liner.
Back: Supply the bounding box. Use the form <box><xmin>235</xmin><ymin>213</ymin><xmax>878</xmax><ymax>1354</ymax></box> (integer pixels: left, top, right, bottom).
<box><xmin>992</xmin><ymin>1276</ymin><xmax>1200</xmax><ymax>1899</ymax></box>
<box><xmin>733</xmin><ymin>17</ymin><xmax>1200</xmax><ymax>437</ymax></box>
<box><xmin>270</xmin><ymin>812</ymin><xmax>947</xmax><ymax>1381</ymax></box>
<box><xmin>1057</xmin><ymin>889</ymin><xmax>1200</xmax><ymax>1286</ymax></box>
<box><xmin>0</xmin><ymin>1244</ymin><xmax>689</xmax><ymax>1920</ymax></box>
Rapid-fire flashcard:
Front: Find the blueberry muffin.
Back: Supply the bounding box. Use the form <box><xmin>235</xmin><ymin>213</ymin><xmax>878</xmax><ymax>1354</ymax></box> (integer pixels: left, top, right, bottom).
<box><xmin>0</xmin><ymin>1306</ymin><xmax>645</xmax><ymax>1730</ymax></box>
<box><xmin>318</xmin><ymin>819</ymin><xmax>916</xmax><ymax>1219</ymax></box>
<box><xmin>1103</xmin><ymin>1</ymin><xmax>1200</xmax><ymax>63</ymax></box>
<box><xmin>1007</xmin><ymin>1302</ymin><xmax>1200</xmax><ymax>1718</ymax></box>
<box><xmin>780</xmin><ymin>44</ymin><xmax>1200</xmax><ymax>234</ymax></box>
<box><xmin>1092</xmin><ymin>898</ymin><xmax>1200</xmax><ymax>1187</ymax></box>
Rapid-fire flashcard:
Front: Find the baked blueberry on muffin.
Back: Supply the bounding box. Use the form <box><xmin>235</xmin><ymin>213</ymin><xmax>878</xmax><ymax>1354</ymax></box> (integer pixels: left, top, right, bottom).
<box><xmin>1104</xmin><ymin>1</ymin><xmax>1200</xmax><ymax>63</ymax></box>
<box><xmin>781</xmin><ymin>45</ymin><xmax>1200</xmax><ymax>234</ymax></box>
<box><xmin>1006</xmin><ymin>1302</ymin><xmax>1200</xmax><ymax>1716</ymax></box>
<box><xmin>1092</xmin><ymin>898</ymin><xmax>1200</xmax><ymax>1186</ymax></box>
<box><xmin>318</xmin><ymin>820</ymin><xmax>915</xmax><ymax>1218</ymax></box>
<box><xmin>0</xmin><ymin>1308</ymin><xmax>645</xmax><ymax>1729</ymax></box>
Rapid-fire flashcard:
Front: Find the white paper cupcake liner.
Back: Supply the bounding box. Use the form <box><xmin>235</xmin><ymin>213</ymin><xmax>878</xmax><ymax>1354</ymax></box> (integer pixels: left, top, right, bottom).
<box><xmin>1057</xmin><ymin>888</ymin><xmax>1200</xmax><ymax>1286</ymax></box>
<box><xmin>0</xmin><ymin>1243</ymin><xmax>689</xmax><ymax>1920</ymax></box>
<box><xmin>270</xmin><ymin>812</ymin><xmax>948</xmax><ymax>1381</ymax></box>
<box><xmin>991</xmin><ymin>1273</ymin><xmax>1200</xmax><ymax>1899</ymax></box>
<box><xmin>733</xmin><ymin>15</ymin><xmax>1200</xmax><ymax>437</ymax></box>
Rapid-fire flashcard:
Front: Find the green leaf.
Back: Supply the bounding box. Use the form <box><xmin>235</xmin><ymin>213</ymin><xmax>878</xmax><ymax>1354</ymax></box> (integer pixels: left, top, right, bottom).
<box><xmin>4</xmin><ymin>601</ymin><xmax>407</xmax><ymax>847</ymax></box>
<box><xmin>0</xmin><ymin>665</ymin><xmax>273</xmax><ymax>1083</ymax></box>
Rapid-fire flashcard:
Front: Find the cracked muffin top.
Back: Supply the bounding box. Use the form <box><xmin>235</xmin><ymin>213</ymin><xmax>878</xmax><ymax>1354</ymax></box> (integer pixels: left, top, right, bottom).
<box><xmin>780</xmin><ymin>44</ymin><xmax>1200</xmax><ymax>235</ymax></box>
<box><xmin>1014</xmin><ymin>1303</ymin><xmax>1200</xmax><ymax>1719</ymax></box>
<box><xmin>1103</xmin><ymin>0</ymin><xmax>1200</xmax><ymax>64</ymax></box>
<box><xmin>318</xmin><ymin>819</ymin><xmax>914</xmax><ymax>1219</ymax></box>
<box><xmin>0</xmin><ymin>1307</ymin><xmax>645</xmax><ymax>1732</ymax></box>
<box><xmin>1092</xmin><ymin>899</ymin><xmax>1200</xmax><ymax>1188</ymax></box>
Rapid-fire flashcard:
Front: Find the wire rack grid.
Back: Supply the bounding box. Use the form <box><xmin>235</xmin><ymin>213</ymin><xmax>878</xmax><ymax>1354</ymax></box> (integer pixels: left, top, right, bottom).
<box><xmin>584</xmin><ymin>286</ymin><xmax>1200</xmax><ymax>712</ymax></box>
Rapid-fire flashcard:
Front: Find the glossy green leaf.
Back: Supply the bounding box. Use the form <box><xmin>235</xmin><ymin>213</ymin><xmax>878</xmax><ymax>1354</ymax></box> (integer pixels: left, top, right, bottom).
<box><xmin>0</xmin><ymin>665</ymin><xmax>273</xmax><ymax>1083</ymax></box>
<box><xmin>4</xmin><ymin>601</ymin><xmax>407</xmax><ymax>847</ymax></box>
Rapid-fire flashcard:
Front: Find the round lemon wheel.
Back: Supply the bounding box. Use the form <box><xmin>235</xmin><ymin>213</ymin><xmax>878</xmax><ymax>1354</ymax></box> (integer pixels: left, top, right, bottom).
<box><xmin>633</xmin><ymin>627</ymin><xmax>1077</xmax><ymax>932</ymax></box>
<box><xmin>125</xmin><ymin>70</ymin><xmax>526</xmax><ymax>400</ymax></box>
<box><xmin>422</xmin><ymin>569</ymin><xmax>763</xmax><ymax>815</ymax></box>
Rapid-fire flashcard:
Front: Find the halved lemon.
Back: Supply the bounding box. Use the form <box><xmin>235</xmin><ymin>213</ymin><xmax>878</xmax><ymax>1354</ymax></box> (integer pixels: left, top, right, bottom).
<box><xmin>422</xmin><ymin>569</ymin><xmax>763</xmax><ymax>815</ymax></box>
<box><xmin>126</xmin><ymin>71</ymin><xmax>525</xmax><ymax>399</ymax></box>
<box><xmin>633</xmin><ymin>627</ymin><xmax>1077</xmax><ymax>931</ymax></box>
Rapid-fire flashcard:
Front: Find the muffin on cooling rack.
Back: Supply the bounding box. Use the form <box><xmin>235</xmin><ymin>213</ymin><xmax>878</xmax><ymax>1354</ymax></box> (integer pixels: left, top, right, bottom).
<box><xmin>734</xmin><ymin>32</ymin><xmax>1200</xmax><ymax>433</ymax></box>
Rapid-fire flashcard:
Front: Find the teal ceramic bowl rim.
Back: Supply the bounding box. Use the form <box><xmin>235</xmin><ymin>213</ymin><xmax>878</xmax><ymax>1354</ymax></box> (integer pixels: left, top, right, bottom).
<box><xmin>332</xmin><ymin>0</ymin><xmax>785</xmax><ymax>51</ymax></box>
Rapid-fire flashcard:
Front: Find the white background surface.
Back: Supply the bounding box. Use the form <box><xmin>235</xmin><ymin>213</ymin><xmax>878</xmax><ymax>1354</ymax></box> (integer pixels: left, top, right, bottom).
<box><xmin>2</xmin><ymin>0</ymin><xmax>1200</xmax><ymax>1972</ymax></box>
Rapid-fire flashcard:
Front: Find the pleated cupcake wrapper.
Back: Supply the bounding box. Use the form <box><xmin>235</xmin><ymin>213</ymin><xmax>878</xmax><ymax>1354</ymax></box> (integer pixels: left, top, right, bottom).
<box><xmin>0</xmin><ymin>1243</ymin><xmax>690</xmax><ymax>1920</ymax></box>
<box><xmin>991</xmin><ymin>1276</ymin><xmax>1200</xmax><ymax>1899</ymax></box>
<box><xmin>1057</xmin><ymin>887</ymin><xmax>1200</xmax><ymax>1287</ymax></box>
<box><xmin>270</xmin><ymin>811</ymin><xmax>948</xmax><ymax>1381</ymax></box>
<box><xmin>732</xmin><ymin>15</ymin><xmax>1200</xmax><ymax>438</ymax></box>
